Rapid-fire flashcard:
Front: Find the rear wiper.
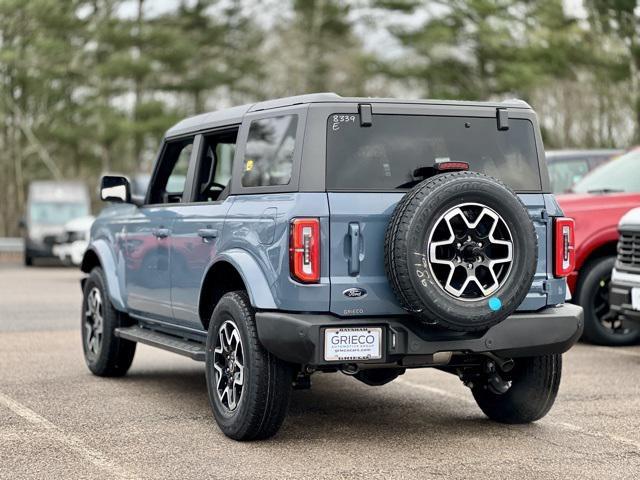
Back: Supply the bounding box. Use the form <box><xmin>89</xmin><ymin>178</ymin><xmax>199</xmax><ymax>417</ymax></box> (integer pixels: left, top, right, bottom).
<box><xmin>586</xmin><ymin>188</ymin><xmax>624</xmax><ymax>194</ymax></box>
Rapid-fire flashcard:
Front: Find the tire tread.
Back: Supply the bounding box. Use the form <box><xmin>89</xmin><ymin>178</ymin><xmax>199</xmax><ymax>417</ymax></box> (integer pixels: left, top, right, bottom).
<box><xmin>82</xmin><ymin>267</ymin><xmax>136</xmax><ymax>377</ymax></box>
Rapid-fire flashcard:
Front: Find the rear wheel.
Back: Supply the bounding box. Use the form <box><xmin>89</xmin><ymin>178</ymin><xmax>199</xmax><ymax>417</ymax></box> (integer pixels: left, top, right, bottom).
<box><xmin>578</xmin><ymin>256</ymin><xmax>640</xmax><ymax>346</ymax></box>
<box><xmin>81</xmin><ymin>267</ymin><xmax>136</xmax><ymax>376</ymax></box>
<box><xmin>472</xmin><ymin>354</ymin><xmax>561</xmax><ymax>423</ymax></box>
<box><xmin>205</xmin><ymin>291</ymin><xmax>294</xmax><ymax>441</ymax></box>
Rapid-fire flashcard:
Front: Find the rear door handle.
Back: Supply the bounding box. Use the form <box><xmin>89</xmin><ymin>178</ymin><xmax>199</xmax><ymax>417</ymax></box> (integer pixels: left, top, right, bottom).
<box><xmin>197</xmin><ymin>228</ymin><xmax>219</xmax><ymax>241</ymax></box>
<box><xmin>152</xmin><ymin>227</ymin><xmax>171</xmax><ymax>239</ymax></box>
<box><xmin>348</xmin><ymin>223</ymin><xmax>360</xmax><ymax>276</ymax></box>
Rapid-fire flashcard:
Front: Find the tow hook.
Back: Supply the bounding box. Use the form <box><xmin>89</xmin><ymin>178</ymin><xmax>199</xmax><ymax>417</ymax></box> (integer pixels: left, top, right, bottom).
<box><xmin>485</xmin><ymin>360</ymin><xmax>511</xmax><ymax>395</ymax></box>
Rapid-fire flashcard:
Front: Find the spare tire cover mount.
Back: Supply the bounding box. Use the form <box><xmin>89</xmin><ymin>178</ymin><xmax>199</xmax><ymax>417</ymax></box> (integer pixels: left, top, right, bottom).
<box><xmin>384</xmin><ymin>171</ymin><xmax>538</xmax><ymax>332</ymax></box>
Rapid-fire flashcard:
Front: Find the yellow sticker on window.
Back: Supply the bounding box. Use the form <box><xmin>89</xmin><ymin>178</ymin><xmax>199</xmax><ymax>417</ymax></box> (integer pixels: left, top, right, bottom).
<box><xmin>245</xmin><ymin>159</ymin><xmax>254</xmax><ymax>172</ymax></box>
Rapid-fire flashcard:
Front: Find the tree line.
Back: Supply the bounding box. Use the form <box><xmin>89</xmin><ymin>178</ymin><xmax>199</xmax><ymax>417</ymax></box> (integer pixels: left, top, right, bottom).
<box><xmin>0</xmin><ymin>0</ymin><xmax>638</xmax><ymax>235</ymax></box>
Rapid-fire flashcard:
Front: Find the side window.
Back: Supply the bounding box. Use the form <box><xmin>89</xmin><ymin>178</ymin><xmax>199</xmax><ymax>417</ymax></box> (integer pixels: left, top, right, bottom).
<box><xmin>167</xmin><ymin>145</ymin><xmax>191</xmax><ymax>194</ymax></box>
<box><xmin>194</xmin><ymin>129</ymin><xmax>238</xmax><ymax>202</ymax></box>
<box><xmin>548</xmin><ymin>159</ymin><xmax>589</xmax><ymax>193</ymax></box>
<box><xmin>242</xmin><ymin>115</ymin><xmax>298</xmax><ymax>187</ymax></box>
<box><xmin>148</xmin><ymin>138</ymin><xmax>194</xmax><ymax>204</ymax></box>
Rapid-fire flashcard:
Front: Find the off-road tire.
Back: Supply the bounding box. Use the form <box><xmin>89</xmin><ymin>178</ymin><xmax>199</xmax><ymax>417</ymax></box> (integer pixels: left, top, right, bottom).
<box><xmin>577</xmin><ymin>256</ymin><xmax>640</xmax><ymax>346</ymax></box>
<box><xmin>472</xmin><ymin>354</ymin><xmax>561</xmax><ymax>423</ymax></box>
<box><xmin>205</xmin><ymin>291</ymin><xmax>294</xmax><ymax>441</ymax></box>
<box><xmin>81</xmin><ymin>267</ymin><xmax>136</xmax><ymax>377</ymax></box>
<box><xmin>385</xmin><ymin>171</ymin><xmax>538</xmax><ymax>331</ymax></box>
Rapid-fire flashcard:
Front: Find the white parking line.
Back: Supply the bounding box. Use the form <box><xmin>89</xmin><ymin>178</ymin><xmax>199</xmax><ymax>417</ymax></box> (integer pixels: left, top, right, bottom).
<box><xmin>0</xmin><ymin>392</ymin><xmax>137</xmax><ymax>480</ymax></box>
<box><xmin>398</xmin><ymin>378</ymin><xmax>640</xmax><ymax>451</ymax></box>
<box><xmin>555</xmin><ymin>421</ymin><xmax>640</xmax><ymax>450</ymax></box>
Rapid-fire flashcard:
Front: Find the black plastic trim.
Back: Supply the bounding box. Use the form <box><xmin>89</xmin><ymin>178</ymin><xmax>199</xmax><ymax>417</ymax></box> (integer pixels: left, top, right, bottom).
<box><xmin>610</xmin><ymin>280</ymin><xmax>640</xmax><ymax>323</ymax></box>
<box><xmin>255</xmin><ymin>304</ymin><xmax>584</xmax><ymax>365</ymax></box>
<box><xmin>115</xmin><ymin>326</ymin><xmax>206</xmax><ymax>361</ymax></box>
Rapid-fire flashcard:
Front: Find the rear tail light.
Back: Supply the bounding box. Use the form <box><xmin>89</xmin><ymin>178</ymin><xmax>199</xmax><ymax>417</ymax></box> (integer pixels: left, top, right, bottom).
<box><xmin>290</xmin><ymin>218</ymin><xmax>320</xmax><ymax>283</ymax></box>
<box><xmin>554</xmin><ymin>217</ymin><xmax>575</xmax><ymax>277</ymax></box>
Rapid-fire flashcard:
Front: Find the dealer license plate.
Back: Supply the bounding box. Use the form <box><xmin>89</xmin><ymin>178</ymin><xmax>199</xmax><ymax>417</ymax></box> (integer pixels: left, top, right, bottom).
<box><xmin>324</xmin><ymin>327</ymin><xmax>382</xmax><ymax>362</ymax></box>
<box><xmin>632</xmin><ymin>288</ymin><xmax>640</xmax><ymax>311</ymax></box>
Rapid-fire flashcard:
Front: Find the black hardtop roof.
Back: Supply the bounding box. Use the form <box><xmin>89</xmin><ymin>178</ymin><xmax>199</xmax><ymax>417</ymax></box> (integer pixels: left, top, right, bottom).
<box><xmin>165</xmin><ymin>92</ymin><xmax>532</xmax><ymax>138</ymax></box>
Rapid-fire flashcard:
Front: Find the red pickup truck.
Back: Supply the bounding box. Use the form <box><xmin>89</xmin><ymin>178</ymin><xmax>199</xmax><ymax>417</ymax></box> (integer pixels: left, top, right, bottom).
<box><xmin>557</xmin><ymin>147</ymin><xmax>640</xmax><ymax>345</ymax></box>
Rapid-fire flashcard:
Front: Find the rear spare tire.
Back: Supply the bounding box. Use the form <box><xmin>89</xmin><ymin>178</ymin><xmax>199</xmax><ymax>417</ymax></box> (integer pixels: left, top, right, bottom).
<box><xmin>384</xmin><ymin>171</ymin><xmax>537</xmax><ymax>332</ymax></box>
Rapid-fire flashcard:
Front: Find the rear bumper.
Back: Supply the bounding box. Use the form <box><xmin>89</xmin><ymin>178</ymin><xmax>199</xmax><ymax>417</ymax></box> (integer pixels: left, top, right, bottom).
<box><xmin>610</xmin><ymin>270</ymin><xmax>640</xmax><ymax>324</ymax></box>
<box><xmin>255</xmin><ymin>304</ymin><xmax>584</xmax><ymax>366</ymax></box>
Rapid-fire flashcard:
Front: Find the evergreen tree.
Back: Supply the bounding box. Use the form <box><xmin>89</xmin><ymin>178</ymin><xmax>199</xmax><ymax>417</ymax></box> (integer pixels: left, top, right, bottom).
<box><xmin>586</xmin><ymin>0</ymin><xmax>640</xmax><ymax>141</ymax></box>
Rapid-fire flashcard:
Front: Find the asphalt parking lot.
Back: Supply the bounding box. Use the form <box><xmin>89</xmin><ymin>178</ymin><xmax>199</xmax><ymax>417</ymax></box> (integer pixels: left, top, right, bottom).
<box><xmin>1</xmin><ymin>263</ymin><xmax>640</xmax><ymax>479</ymax></box>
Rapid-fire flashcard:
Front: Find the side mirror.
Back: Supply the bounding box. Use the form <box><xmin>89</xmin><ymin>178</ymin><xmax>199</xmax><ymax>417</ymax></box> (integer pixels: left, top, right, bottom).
<box><xmin>100</xmin><ymin>175</ymin><xmax>131</xmax><ymax>203</ymax></box>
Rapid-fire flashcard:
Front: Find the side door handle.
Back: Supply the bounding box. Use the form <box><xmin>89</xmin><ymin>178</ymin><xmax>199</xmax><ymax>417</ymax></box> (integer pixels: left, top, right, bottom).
<box><xmin>348</xmin><ymin>222</ymin><xmax>360</xmax><ymax>276</ymax></box>
<box><xmin>197</xmin><ymin>228</ymin><xmax>219</xmax><ymax>241</ymax></box>
<box><xmin>152</xmin><ymin>227</ymin><xmax>171</xmax><ymax>239</ymax></box>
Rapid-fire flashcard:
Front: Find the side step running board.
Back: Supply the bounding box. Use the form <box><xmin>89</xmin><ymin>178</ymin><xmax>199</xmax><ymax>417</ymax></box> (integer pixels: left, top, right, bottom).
<box><xmin>115</xmin><ymin>326</ymin><xmax>206</xmax><ymax>361</ymax></box>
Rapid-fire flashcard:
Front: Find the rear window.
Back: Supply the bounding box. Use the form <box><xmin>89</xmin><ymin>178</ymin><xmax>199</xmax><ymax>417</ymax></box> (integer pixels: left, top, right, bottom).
<box><xmin>326</xmin><ymin>114</ymin><xmax>542</xmax><ymax>191</ymax></box>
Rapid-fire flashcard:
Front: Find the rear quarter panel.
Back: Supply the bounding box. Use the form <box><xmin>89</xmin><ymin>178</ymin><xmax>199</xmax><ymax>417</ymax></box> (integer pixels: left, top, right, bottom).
<box><xmin>220</xmin><ymin>193</ymin><xmax>331</xmax><ymax>312</ymax></box>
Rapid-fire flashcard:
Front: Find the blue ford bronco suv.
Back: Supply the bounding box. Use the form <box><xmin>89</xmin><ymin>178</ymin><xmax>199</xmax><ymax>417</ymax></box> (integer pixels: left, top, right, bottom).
<box><xmin>81</xmin><ymin>93</ymin><xmax>583</xmax><ymax>440</ymax></box>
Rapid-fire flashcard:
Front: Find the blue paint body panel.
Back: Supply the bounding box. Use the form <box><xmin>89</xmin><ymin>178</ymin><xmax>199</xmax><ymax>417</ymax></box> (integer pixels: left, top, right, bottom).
<box><xmin>326</xmin><ymin>192</ymin><xmax>561</xmax><ymax>318</ymax></box>
<box><xmin>84</xmin><ymin>97</ymin><xmax>567</xmax><ymax>337</ymax></box>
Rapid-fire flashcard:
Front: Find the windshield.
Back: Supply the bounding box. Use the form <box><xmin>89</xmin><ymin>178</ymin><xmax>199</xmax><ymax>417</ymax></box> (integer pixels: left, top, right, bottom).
<box><xmin>29</xmin><ymin>202</ymin><xmax>89</xmax><ymax>225</ymax></box>
<box><xmin>572</xmin><ymin>150</ymin><xmax>640</xmax><ymax>194</ymax></box>
<box><xmin>326</xmin><ymin>114</ymin><xmax>542</xmax><ymax>191</ymax></box>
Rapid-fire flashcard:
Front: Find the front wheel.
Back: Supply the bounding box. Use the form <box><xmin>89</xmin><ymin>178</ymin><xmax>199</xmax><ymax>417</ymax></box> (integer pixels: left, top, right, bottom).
<box><xmin>81</xmin><ymin>267</ymin><xmax>136</xmax><ymax>376</ymax></box>
<box><xmin>578</xmin><ymin>256</ymin><xmax>640</xmax><ymax>346</ymax></box>
<box><xmin>205</xmin><ymin>291</ymin><xmax>294</xmax><ymax>441</ymax></box>
<box><xmin>472</xmin><ymin>354</ymin><xmax>562</xmax><ymax>424</ymax></box>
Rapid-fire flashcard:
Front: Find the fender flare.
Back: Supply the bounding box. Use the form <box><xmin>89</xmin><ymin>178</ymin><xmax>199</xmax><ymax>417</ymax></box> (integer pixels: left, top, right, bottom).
<box><xmin>81</xmin><ymin>240</ymin><xmax>127</xmax><ymax>312</ymax></box>
<box><xmin>202</xmin><ymin>249</ymin><xmax>277</xmax><ymax>311</ymax></box>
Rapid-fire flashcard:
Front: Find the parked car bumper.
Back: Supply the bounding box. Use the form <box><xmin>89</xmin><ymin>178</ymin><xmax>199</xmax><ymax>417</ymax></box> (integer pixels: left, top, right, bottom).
<box><xmin>255</xmin><ymin>304</ymin><xmax>584</xmax><ymax>366</ymax></box>
<box><xmin>610</xmin><ymin>269</ymin><xmax>640</xmax><ymax>324</ymax></box>
<box><xmin>24</xmin><ymin>238</ymin><xmax>54</xmax><ymax>258</ymax></box>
